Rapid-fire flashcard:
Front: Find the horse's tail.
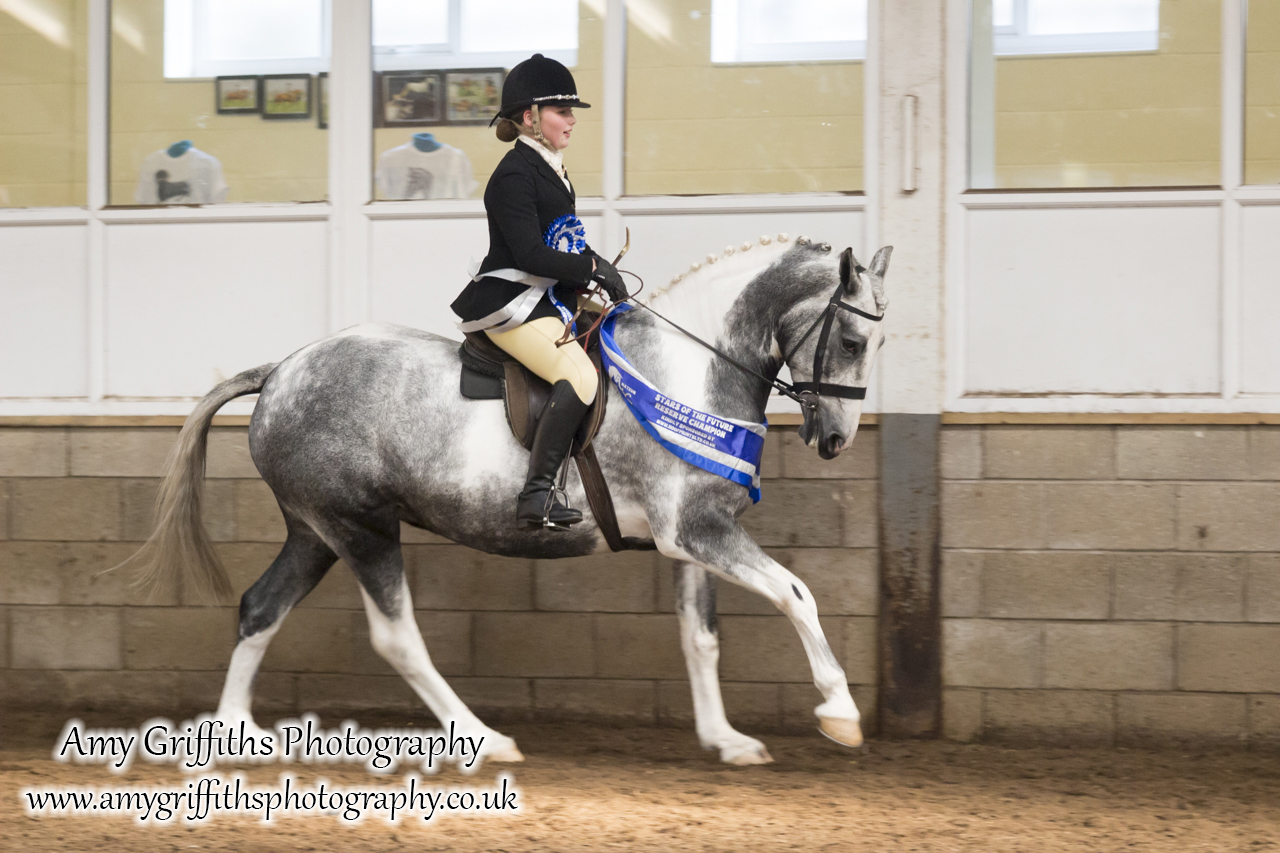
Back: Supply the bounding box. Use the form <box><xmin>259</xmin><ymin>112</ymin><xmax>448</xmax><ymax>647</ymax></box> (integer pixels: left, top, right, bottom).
<box><xmin>123</xmin><ymin>363</ymin><xmax>276</xmax><ymax>604</ymax></box>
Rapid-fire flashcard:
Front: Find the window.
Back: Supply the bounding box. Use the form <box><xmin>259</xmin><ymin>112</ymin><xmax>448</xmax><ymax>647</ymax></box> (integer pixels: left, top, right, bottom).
<box><xmin>116</xmin><ymin>0</ymin><xmax>329</xmax><ymax>204</ymax></box>
<box><xmin>164</xmin><ymin>0</ymin><xmax>578</xmax><ymax>78</ymax></box>
<box><xmin>0</xmin><ymin>0</ymin><xmax>88</xmax><ymax>208</ymax></box>
<box><xmin>628</xmin><ymin>0</ymin><xmax>864</xmax><ymax>195</ymax></box>
<box><xmin>164</xmin><ymin>0</ymin><xmax>329</xmax><ymax>78</ymax></box>
<box><xmin>970</xmin><ymin>0</ymin><xmax>1219</xmax><ymax>189</ymax></box>
<box><xmin>1245</xmin><ymin>0</ymin><xmax>1280</xmax><ymax>185</ymax></box>
<box><xmin>371</xmin><ymin>1</ymin><xmax>602</xmax><ymax>201</ymax></box>
<box><xmin>992</xmin><ymin>0</ymin><xmax>1159</xmax><ymax>56</ymax></box>
<box><xmin>710</xmin><ymin>0</ymin><xmax>866</xmax><ymax>63</ymax></box>
<box><xmin>376</xmin><ymin>0</ymin><xmax>578</xmax><ymax>71</ymax></box>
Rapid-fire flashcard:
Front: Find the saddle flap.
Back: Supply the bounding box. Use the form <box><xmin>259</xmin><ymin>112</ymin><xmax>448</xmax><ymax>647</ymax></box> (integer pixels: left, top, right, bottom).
<box><xmin>504</xmin><ymin>361</ymin><xmax>551</xmax><ymax>449</ymax></box>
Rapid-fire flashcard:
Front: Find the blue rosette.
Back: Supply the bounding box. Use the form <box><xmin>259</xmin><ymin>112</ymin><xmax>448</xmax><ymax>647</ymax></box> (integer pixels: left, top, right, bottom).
<box><xmin>540</xmin><ymin>214</ymin><xmax>588</xmax><ymax>335</ymax></box>
<box><xmin>544</xmin><ymin>214</ymin><xmax>586</xmax><ymax>255</ymax></box>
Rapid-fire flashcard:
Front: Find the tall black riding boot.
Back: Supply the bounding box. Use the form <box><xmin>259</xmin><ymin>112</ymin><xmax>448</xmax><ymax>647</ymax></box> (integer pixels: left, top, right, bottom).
<box><xmin>516</xmin><ymin>379</ymin><xmax>589</xmax><ymax>530</ymax></box>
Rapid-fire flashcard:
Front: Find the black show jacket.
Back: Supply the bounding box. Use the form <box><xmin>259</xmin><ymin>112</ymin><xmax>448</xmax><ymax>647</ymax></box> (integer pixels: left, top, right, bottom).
<box><xmin>451</xmin><ymin>141</ymin><xmax>598</xmax><ymax>325</ymax></box>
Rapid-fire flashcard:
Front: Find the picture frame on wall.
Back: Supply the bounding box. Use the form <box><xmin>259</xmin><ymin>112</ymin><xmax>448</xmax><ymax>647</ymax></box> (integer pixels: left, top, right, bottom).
<box><xmin>317</xmin><ymin>72</ymin><xmax>329</xmax><ymax>129</ymax></box>
<box><xmin>376</xmin><ymin>71</ymin><xmax>444</xmax><ymax>127</ymax></box>
<box><xmin>261</xmin><ymin>74</ymin><xmax>313</xmax><ymax>120</ymax></box>
<box><xmin>215</xmin><ymin>76</ymin><xmax>260</xmax><ymax>114</ymax></box>
<box><xmin>444</xmin><ymin>69</ymin><xmax>503</xmax><ymax>125</ymax></box>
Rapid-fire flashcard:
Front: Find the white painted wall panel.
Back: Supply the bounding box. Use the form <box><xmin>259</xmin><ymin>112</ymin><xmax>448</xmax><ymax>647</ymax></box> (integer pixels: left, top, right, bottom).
<box><xmin>105</xmin><ymin>221</ymin><xmax>329</xmax><ymax>398</ymax></box>
<box><xmin>1240</xmin><ymin>205</ymin><xmax>1280</xmax><ymax>394</ymax></box>
<box><xmin>369</xmin><ymin>214</ymin><xmax>604</xmax><ymax>343</ymax></box>
<box><xmin>964</xmin><ymin>206</ymin><xmax>1220</xmax><ymax>395</ymax></box>
<box><xmin>0</xmin><ymin>225</ymin><xmax>88</xmax><ymax>398</ymax></box>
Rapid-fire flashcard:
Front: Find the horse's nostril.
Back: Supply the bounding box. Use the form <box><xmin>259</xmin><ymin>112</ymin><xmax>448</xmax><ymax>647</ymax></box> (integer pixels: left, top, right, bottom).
<box><xmin>825</xmin><ymin>434</ymin><xmax>844</xmax><ymax>456</ymax></box>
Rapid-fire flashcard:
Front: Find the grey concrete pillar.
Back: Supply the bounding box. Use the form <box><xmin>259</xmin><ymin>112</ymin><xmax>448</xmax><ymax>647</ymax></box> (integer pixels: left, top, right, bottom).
<box><xmin>873</xmin><ymin>0</ymin><xmax>947</xmax><ymax>737</ymax></box>
<box><xmin>877</xmin><ymin>414</ymin><xmax>941</xmax><ymax>737</ymax></box>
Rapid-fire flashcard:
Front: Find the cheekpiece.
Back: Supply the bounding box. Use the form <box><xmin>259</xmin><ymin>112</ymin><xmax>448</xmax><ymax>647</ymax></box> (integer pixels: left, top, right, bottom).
<box><xmin>544</xmin><ymin>214</ymin><xmax>586</xmax><ymax>254</ymax></box>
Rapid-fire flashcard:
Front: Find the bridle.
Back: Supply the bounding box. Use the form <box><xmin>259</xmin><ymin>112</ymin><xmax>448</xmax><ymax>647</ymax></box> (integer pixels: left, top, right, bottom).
<box><xmin>780</xmin><ymin>268</ymin><xmax>885</xmax><ymax>409</ymax></box>
<box><xmin>617</xmin><ymin>271</ymin><xmax>884</xmax><ymax>414</ymax></box>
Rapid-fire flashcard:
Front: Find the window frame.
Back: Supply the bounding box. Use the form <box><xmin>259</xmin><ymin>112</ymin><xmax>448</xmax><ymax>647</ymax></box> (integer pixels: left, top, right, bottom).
<box><xmin>164</xmin><ymin>0</ymin><xmax>333</xmax><ymax>78</ymax></box>
<box><xmin>374</xmin><ymin>0</ymin><xmax>578</xmax><ymax>71</ymax></box>
<box><xmin>163</xmin><ymin>0</ymin><xmax>577</xmax><ymax>79</ymax></box>
<box><xmin>709</xmin><ymin>0</ymin><xmax>867</xmax><ymax>65</ymax></box>
<box><xmin>992</xmin><ymin>0</ymin><xmax>1160</xmax><ymax>57</ymax></box>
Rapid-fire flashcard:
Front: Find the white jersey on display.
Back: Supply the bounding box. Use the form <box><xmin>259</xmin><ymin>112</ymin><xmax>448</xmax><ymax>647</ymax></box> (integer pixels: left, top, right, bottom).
<box><xmin>134</xmin><ymin>148</ymin><xmax>229</xmax><ymax>204</ymax></box>
<box><xmin>376</xmin><ymin>143</ymin><xmax>478</xmax><ymax>200</ymax></box>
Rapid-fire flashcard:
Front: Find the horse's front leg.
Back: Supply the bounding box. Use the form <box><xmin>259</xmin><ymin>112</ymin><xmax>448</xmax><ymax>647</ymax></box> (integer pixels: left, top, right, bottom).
<box><xmin>660</xmin><ymin>512</ymin><xmax>863</xmax><ymax>748</ymax></box>
<box><xmin>673</xmin><ymin>561</ymin><xmax>773</xmax><ymax>765</ymax></box>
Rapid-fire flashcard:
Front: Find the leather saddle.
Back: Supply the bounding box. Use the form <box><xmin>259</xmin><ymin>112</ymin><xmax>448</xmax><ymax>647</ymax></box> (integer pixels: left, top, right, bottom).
<box><xmin>457</xmin><ymin>319</ymin><xmax>652</xmax><ymax>552</ymax></box>
<box><xmin>458</xmin><ymin>326</ymin><xmax>608</xmax><ymax>451</ymax></box>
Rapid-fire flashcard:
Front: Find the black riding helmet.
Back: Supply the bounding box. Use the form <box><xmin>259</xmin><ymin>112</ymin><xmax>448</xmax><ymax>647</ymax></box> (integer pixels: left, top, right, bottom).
<box><xmin>490</xmin><ymin>53</ymin><xmax>591</xmax><ymax>126</ymax></box>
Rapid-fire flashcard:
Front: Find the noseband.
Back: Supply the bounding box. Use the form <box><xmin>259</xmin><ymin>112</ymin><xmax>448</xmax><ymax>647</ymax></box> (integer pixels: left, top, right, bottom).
<box><xmin>616</xmin><ymin>273</ymin><xmax>884</xmax><ymax>414</ymax></box>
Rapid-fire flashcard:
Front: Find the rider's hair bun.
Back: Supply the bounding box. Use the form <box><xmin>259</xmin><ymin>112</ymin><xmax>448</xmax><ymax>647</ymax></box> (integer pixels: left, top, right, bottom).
<box><xmin>495</xmin><ymin>117</ymin><xmax>522</xmax><ymax>143</ymax></box>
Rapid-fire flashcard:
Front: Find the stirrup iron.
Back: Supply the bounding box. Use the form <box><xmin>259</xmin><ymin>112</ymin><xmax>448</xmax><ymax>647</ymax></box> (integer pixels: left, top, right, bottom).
<box><xmin>535</xmin><ymin>457</ymin><xmax>576</xmax><ymax>530</ymax></box>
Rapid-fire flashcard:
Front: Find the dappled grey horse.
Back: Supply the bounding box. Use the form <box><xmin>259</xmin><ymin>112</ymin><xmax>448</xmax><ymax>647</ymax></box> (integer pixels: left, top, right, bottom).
<box><xmin>129</xmin><ymin>235</ymin><xmax>891</xmax><ymax>766</ymax></box>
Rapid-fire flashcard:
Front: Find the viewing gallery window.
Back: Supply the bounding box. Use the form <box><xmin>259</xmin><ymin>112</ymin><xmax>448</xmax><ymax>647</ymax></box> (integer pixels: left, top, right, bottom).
<box><xmin>626</xmin><ymin>0</ymin><xmax>865</xmax><ymax>195</ymax></box>
<box><xmin>0</xmin><ymin>0</ymin><xmax>88</xmax><ymax>208</ymax></box>
<box><xmin>374</xmin><ymin>0</ymin><xmax>578</xmax><ymax>71</ymax></box>
<box><xmin>164</xmin><ymin>0</ymin><xmax>578</xmax><ymax>78</ymax></box>
<box><xmin>112</xmin><ymin>0</ymin><xmax>329</xmax><ymax>204</ymax></box>
<box><xmin>370</xmin><ymin>1</ymin><xmax>603</xmax><ymax>201</ymax></box>
<box><xmin>710</xmin><ymin>0</ymin><xmax>867</xmax><ymax>63</ymax></box>
<box><xmin>1246</xmin><ymin>0</ymin><xmax>1280</xmax><ymax>185</ymax></box>
<box><xmin>969</xmin><ymin>0</ymin><xmax>1220</xmax><ymax>189</ymax></box>
<box><xmin>991</xmin><ymin>0</ymin><xmax>1160</xmax><ymax>56</ymax></box>
<box><xmin>163</xmin><ymin>0</ymin><xmax>329</xmax><ymax>77</ymax></box>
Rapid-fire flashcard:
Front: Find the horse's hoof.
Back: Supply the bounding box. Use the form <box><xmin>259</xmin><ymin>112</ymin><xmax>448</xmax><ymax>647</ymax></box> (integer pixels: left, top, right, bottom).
<box><xmin>480</xmin><ymin>734</ymin><xmax>525</xmax><ymax>764</ymax></box>
<box><xmin>720</xmin><ymin>740</ymin><xmax>773</xmax><ymax>766</ymax></box>
<box><xmin>818</xmin><ymin>717</ymin><xmax>863</xmax><ymax>748</ymax></box>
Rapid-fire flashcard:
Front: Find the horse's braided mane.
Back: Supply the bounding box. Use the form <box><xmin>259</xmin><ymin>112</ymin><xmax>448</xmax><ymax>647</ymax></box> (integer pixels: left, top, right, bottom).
<box><xmin>635</xmin><ymin>233</ymin><xmax>827</xmax><ymax>305</ymax></box>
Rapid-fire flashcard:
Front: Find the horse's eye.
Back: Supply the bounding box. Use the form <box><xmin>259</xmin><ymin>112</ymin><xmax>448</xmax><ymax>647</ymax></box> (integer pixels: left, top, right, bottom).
<box><xmin>841</xmin><ymin>338</ymin><xmax>864</xmax><ymax>356</ymax></box>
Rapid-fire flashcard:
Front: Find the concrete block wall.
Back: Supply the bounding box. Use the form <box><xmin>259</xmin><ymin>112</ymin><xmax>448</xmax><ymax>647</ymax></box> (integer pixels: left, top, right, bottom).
<box><xmin>940</xmin><ymin>425</ymin><xmax>1280</xmax><ymax>746</ymax></box>
<box><xmin>0</xmin><ymin>425</ymin><xmax>879</xmax><ymax>732</ymax></box>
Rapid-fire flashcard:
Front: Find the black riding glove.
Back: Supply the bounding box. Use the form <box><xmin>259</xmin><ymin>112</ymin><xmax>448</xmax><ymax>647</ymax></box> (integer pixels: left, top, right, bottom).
<box><xmin>591</xmin><ymin>257</ymin><xmax>628</xmax><ymax>303</ymax></box>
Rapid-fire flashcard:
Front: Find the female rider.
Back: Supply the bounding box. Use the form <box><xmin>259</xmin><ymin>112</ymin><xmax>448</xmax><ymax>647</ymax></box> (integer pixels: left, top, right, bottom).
<box><xmin>451</xmin><ymin>54</ymin><xmax>627</xmax><ymax>531</ymax></box>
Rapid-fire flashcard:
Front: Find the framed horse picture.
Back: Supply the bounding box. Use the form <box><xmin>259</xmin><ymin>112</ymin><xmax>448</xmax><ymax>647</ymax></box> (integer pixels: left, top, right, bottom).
<box><xmin>215</xmin><ymin>76</ymin><xmax>260</xmax><ymax>114</ymax></box>
<box><xmin>261</xmin><ymin>75</ymin><xmax>313</xmax><ymax>120</ymax></box>
<box><xmin>376</xmin><ymin>71</ymin><xmax>444</xmax><ymax>127</ymax></box>
<box><xmin>444</xmin><ymin>69</ymin><xmax>503</xmax><ymax>125</ymax></box>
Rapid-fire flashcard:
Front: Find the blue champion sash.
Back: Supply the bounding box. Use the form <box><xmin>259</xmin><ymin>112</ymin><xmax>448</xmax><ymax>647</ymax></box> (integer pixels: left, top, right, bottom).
<box><xmin>599</xmin><ymin>305</ymin><xmax>766</xmax><ymax>502</ymax></box>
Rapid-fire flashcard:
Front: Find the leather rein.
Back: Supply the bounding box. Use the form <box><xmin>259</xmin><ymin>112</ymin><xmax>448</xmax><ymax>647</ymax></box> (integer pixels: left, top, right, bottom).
<box><xmin>560</xmin><ymin>234</ymin><xmax>884</xmax><ymax>413</ymax></box>
<box><xmin>620</xmin><ymin>278</ymin><xmax>883</xmax><ymax>414</ymax></box>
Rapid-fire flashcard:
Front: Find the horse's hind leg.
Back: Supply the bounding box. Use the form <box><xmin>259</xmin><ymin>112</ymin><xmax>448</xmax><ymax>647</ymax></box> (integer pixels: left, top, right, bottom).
<box><xmin>217</xmin><ymin>519</ymin><xmax>337</xmax><ymax>733</ymax></box>
<box><xmin>330</xmin><ymin>517</ymin><xmax>524</xmax><ymax>765</ymax></box>
<box><xmin>674</xmin><ymin>561</ymin><xmax>773</xmax><ymax>765</ymax></box>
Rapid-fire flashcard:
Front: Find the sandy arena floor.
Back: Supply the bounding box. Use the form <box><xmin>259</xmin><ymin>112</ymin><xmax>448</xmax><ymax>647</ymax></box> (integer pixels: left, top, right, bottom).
<box><xmin>3</xmin><ymin>712</ymin><xmax>1278</xmax><ymax>852</ymax></box>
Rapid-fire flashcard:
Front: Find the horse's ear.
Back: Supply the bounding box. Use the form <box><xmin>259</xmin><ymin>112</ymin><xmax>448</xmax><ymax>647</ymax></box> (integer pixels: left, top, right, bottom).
<box><xmin>869</xmin><ymin>245</ymin><xmax>893</xmax><ymax>278</ymax></box>
<box><xmin>840</xmin><ymin>247</ymin><xmax>864</xmax><ymax>297</ymax></box>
